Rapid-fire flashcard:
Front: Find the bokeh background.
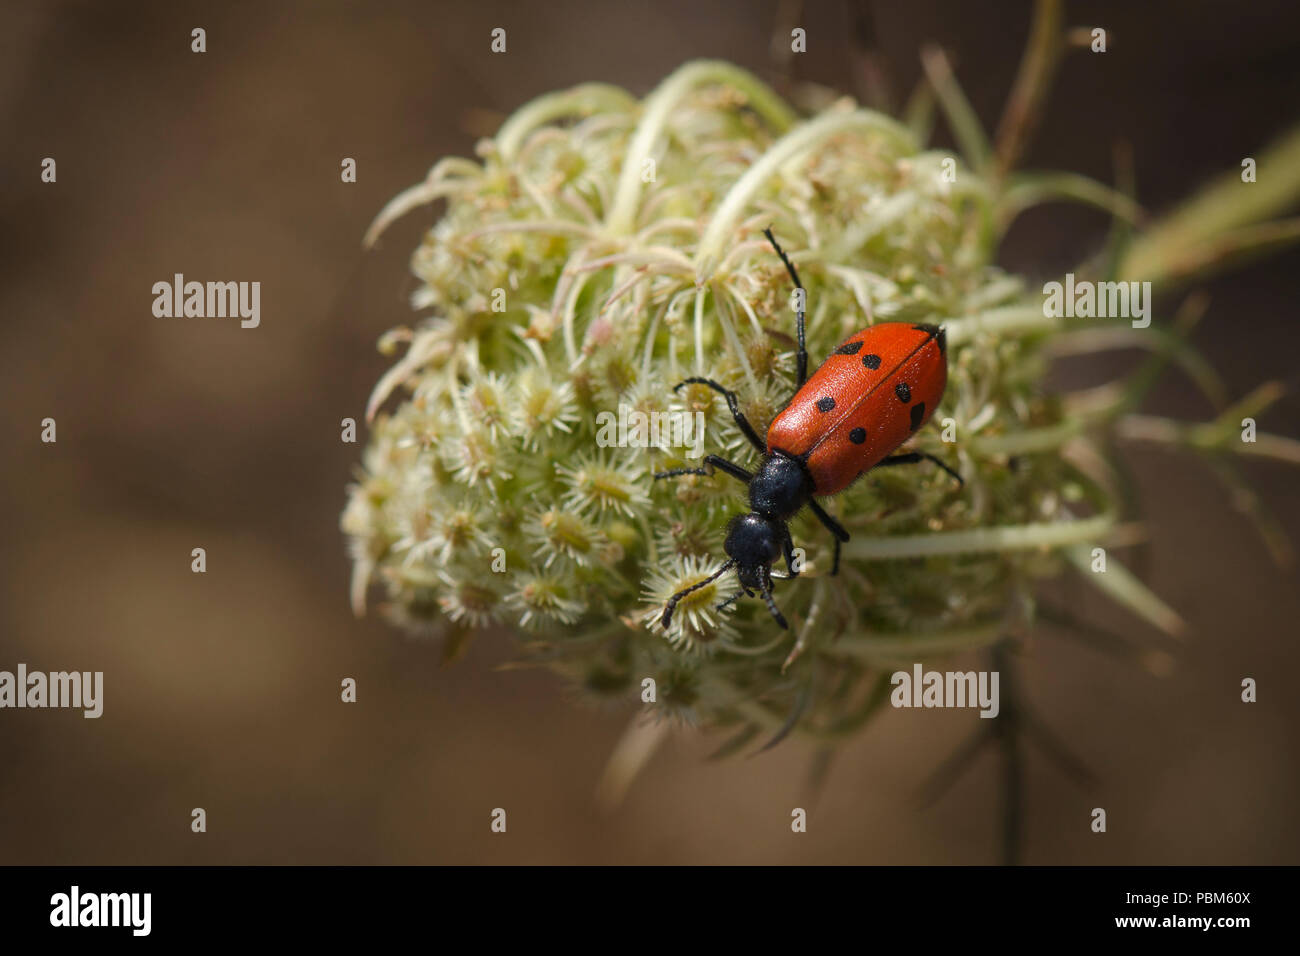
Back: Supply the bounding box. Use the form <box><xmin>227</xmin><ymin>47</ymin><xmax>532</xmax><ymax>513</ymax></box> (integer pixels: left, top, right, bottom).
<box><xmin>1</xmin><ymin>0</ymin><xmax>1297</xmax><ymax>864</ymax></box>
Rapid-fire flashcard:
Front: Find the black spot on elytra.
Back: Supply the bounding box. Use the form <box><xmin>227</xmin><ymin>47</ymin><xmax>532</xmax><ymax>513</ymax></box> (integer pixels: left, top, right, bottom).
<box><xmin>910</xmin><ymin>401</ymin><xmax>926</xmax><ymax>431</ymax></box>
<box><xmin>834</xmin><ymin>341</ymin><xmax>863</xmax><ymax>355</ymax></box>
<box><xmin>862</xmin><ymin>353</ymin><xmax>882</xmax><ymax>369</ymax></box>
<box><xmin>816</xmin><ymin>396</ymin><xmax>836</xmax><ymax>413</ymax></box>
<box><xmin>849</xmin><ymin>427</ymin><xmax>867</xmax><ymax>444</ymax></box>
<box><xmin>895</xmin><ymin>382</ymin><xmax>911</xmax><ymax>403</ymax></box>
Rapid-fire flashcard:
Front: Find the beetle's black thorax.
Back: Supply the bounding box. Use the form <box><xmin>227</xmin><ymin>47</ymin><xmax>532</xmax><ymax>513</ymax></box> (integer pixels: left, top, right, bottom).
<box><xmin>748</xmin><ymin>451</ymin><xmax>813</xmax><ymax>520</ymax></box>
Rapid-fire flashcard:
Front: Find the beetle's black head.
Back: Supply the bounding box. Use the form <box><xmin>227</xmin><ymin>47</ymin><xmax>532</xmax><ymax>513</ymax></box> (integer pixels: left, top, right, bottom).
<box><xmin>724</xmin><ymin>512</ymin><xmax>783</xmax><ymax>589</ymax></box>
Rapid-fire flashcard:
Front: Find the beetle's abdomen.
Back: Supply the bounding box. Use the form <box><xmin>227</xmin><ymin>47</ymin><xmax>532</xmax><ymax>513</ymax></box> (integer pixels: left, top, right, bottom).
<box><xmin>766</xmin><ymin>323</ymin><xmax>947</xmax><ymax>495</ymax></box>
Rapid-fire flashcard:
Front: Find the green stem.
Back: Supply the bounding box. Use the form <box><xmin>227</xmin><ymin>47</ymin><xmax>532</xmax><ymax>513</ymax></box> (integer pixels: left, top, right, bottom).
<box><xmin>1064</xmin><ymin>545</ymin><xmax>1186</xmax><ymax>636</ymax></box>
<box><xmin>1118</xmin><ymin>123</ymin><xmax>1300</xmax><ymax>285</ymax></box>
<box><xmin>919</xmin><ymin>44</ymin><xmax>991</xmax><ymax>173</ymax></box>
<box><xmin>992</xmin><ymin>0</ymin><xmax>1064</xmax><ymax>181</ymax></box>
<box><xmin>844</xmin><ymin>510</ymin><xmax>1116</xmax><ymax>560</ymax></box>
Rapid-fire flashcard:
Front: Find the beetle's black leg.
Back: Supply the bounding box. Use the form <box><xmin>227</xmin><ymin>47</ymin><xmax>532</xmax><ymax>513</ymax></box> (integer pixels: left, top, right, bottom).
<box><xmin>758</xmin><ymin>569</ymin><xmax>788</xmax><ymax>629</ymax></box>
<box><xmin>781</xmin><ymin>526</ymin><xmax>800</xmax><ymax>579</ymax></box>
<box><xmin>653</xmin><ymin>454</ymin><xmax>753</xmax><ymax>484</ymax></box>
<box><xmin>763</xmin><ymin>227</ymin><xmax>807</xmax><ymax>390</ymax></box>
<box><xmin>662</xmin><ymin>558</ymin><xmax>736</xmax><ymax>629</ymax></box>
<box><xmin>806</xmin><ymin>499</ymin><xmax>848</xmax><ymax>576</ymax></box>
<box><xmin>876</xmin><ymin>452</ymin><xmax>964</xmax><ymax>488</ymax></box>
<box><xmin>715</xmin><ymin>586</ymin><xmax>752</xmax><ymax>613</ymax></box>
<box><xmin>672</xmin><ymin>377</ymin><xmax>766</xmax><ymax>454</ymax></box>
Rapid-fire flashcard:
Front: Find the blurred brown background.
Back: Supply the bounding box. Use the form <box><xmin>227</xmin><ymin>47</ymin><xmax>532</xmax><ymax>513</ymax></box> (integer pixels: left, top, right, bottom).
<box><xmin>1</xmin><ymin>0</ymin><xmax>1297</xmax><ymax>864</ymax></box>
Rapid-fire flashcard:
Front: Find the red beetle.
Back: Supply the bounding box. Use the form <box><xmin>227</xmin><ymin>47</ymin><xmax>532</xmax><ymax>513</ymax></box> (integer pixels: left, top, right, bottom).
<box><xmin>656</xmin><ymin>229</ymin><xmax>962</xmax><ymax>629</ymax></box>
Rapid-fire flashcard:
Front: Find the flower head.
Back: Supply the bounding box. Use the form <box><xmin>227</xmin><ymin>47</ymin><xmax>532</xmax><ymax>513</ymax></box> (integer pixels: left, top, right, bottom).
<box><xmin>343</xmin><ymin>58</ymin><xmax>1300</xmax><ymax>761</ymax></box>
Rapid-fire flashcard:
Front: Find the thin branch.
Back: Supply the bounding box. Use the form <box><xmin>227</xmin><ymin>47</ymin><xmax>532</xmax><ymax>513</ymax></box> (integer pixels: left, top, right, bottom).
<box><xmin>992</xmin><ymin>0</ymin><xmax>1065</xmax><ymax>181</ymax></box>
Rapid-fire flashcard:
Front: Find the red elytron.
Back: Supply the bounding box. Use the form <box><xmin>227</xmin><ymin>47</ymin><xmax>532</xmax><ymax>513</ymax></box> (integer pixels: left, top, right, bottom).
<box><xmin>655</xmin><ymin>229</ymin><xmax>961</xmax><ymax>630</ymax></box>
<box><xmin>767</xmin><ymin>322</ymin><xmax>948</xmax><ymax>495</ymax></box>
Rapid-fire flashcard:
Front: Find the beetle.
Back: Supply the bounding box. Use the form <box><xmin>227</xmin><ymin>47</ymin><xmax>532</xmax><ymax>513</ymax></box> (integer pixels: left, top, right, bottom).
<box><xmin>656</xmin><ymin>228</ymin><xmax>962</xmax><ymax>630</ymax></box>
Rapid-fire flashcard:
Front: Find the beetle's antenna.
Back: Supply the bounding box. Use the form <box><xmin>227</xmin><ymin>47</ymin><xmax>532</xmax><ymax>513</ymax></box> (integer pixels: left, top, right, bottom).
<box><xmin>763</xmin><ymin>227</ymin><xmax>807</xmax><ymax>389</ymax></box>
<box><xmin>662</xmin><ymin>559</ymin><xmax>736</xmax><ymax>629</ymax></box>
<box><xmin>758</xmin><ymin>570</ymin><xmax>788</xmax><ymax>629</ymax></box>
